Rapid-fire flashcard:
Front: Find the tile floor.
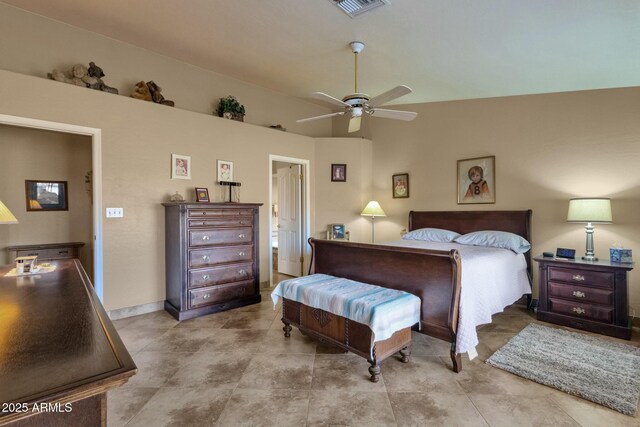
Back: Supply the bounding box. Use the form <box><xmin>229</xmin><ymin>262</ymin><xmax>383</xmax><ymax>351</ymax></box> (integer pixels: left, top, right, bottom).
<box><xmin>108</xmin><ymin>296</ymin><xmax>640</xmax><ymax>426</ymax></box>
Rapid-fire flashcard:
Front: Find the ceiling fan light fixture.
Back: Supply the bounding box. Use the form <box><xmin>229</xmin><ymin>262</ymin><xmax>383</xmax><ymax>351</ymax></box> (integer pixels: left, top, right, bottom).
<box><xmin>330</xmin><ymin>0</ymin><xmax>390</xmax><ymax>19</ymax></box>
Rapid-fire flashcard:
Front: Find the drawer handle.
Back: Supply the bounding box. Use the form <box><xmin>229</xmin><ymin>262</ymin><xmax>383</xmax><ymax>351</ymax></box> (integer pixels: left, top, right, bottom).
<box><xmin>572</xmin><ymin>274</ymin><xmax>585</xmax><ymax>282</ymax></box>
<box><xmin>202</xmin><ymin>274</ymin><xmax>209</xmax><ymax>281</ymax></box>
<box><xmin>239</xmin><ymin>251</ymin><xmax>245</xmax><ymax>256</ymax></box>
<box><xmin>572</xmin><ymin>291</ymin><xmax>586</xmax><ymax>298</ymax></box>
<box><xmin>239</xmin><ymin>269</ymin><xmax>247</xmax><ymax>276</ymax></box>
<box><xmin>58</xmin><ymin>250</ymin><xmax>69</xmax><ymax>254</ymax></box>
<box><xmin>202</xmin><ymin>255</ymin><xmax>210</xmax><ymax>261</ymax></box>
<box><xmin>203</xmin><ymin>293</ymin><xmax>211</xmax><ymax>300</ymax></box>
<box><xmin>202</xmin><ymin>235</ymin><xmax>210</xmax><ymax>241</ymax></box>
<box><xmin>238</xmin><ymin>233</ymin><xmax>246</xmax><ymax>238</ymax></box>
<box><xmin>572</xmin><ymin>307</ymin><xmax>586</xmax><ymax>315</ymax></box>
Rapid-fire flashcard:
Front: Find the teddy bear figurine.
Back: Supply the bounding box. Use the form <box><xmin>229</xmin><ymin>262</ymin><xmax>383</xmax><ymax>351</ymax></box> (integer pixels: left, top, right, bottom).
<box><xmin>48</xmin><ymin>63</ymin><xmax>89</xmax><ymax>87</ymax></box>
<box><xmin>146</xmin><ymin>81</ymin><xmax>175</xmax><ymax>107</ymax></box>
<box><xmin>130</xmin><ymin>81</ymin><xmax>152</xmax><ymax>101</ymax></box>
<box><xmin>86</xmin><ymin>62</ymin><xmax>119</xmax><ymax>94</ymax></box>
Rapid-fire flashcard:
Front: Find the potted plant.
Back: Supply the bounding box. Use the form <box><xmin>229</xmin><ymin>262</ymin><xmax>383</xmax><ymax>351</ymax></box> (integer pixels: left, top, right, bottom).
<box><xmin>216</xmin><ymin>95</ymin><xmax>245</xmax><ymax>121</ymax></box>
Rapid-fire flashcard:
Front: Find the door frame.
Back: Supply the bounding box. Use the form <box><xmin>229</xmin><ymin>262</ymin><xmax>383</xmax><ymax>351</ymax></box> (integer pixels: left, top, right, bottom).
<box><xmin>269</xmin><ymin>155</ymin><xmax>310</xmax><ymax>286</ymax></box>
<box><xmin>0</xmin><ymin>114</ymin><xmax>104</xmax><ymax>301</ymax></box>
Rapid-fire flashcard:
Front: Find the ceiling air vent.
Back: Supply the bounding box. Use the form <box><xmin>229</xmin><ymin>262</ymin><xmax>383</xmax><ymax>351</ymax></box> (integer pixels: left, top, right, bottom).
<box><xmin>330</xmin><ymin>0</ymin><xmax>390</xmax><ymax>19</ymax></box>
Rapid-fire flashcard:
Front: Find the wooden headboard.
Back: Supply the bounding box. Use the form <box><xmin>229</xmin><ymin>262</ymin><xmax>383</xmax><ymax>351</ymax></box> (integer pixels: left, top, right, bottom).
<box><xmin>408</xmin><ymin>210</ymin><xmax>533</xmax><ymax>278</ymax></box>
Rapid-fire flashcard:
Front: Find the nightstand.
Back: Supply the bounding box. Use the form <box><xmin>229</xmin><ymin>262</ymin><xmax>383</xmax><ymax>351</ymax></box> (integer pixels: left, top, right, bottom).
<box><xmin>534</xmin><ymin>256</ymin><xmax>634</xmax><ymax>339</ymax></box>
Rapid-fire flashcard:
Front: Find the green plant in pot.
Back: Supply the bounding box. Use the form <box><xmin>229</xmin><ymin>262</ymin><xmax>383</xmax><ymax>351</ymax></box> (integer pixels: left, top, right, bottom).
<box><xmin>216</xmin><ymin>95</ymin><xmax>245</xmax><ymax>121</ymax></box>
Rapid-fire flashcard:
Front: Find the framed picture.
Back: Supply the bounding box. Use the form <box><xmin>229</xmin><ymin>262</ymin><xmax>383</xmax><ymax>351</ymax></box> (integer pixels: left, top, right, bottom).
<box><xmin>195</xmin><ymin>187</ymin><xmax>210</xmax><ymax>202</ymax></box>
<box><xmin>25</xmin><ymin>180</ymin><xmax>68</xmax><ymax>211</ymax></box>
<box><xmin>331</xmin><ymin>164</ymin><xmax>346</xmax><ymax>182</ymax></box>
<box><xmin>457</xmin><ymin>155</ymin><xmax>496</xmax><ymax>204</ymax></box>
<box><xmin>171</xmin><ymin>154</ymin><xmax>191</xmax><ymax>180</ymax></box>
<box><xmin>217</xmin><ymin>159</ymin><xmax>233</xmax><ymax>182</ymax></box>
<box><xmin>327</xmin><ymin>223</ymin><xmax>346</xmax><ymax>240</ymax></box>
<box><xmin>392</xmin><ymin>173</ymin><xmax>410</xmax><ymax>198</ymax></box>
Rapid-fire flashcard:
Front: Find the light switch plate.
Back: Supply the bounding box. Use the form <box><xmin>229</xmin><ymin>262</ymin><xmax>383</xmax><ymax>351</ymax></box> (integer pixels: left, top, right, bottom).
<box><xmin>106</xmin><ymin>207</ymin><xmax>124</xmax><ymax>218</ymax></box>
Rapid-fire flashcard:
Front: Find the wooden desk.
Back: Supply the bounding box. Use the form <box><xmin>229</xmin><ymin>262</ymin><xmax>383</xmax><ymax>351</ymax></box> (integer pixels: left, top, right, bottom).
<box><xmin>0</xmin><ymin>259</ymin><xmax>136</xmax><ymax>426</ymax></box>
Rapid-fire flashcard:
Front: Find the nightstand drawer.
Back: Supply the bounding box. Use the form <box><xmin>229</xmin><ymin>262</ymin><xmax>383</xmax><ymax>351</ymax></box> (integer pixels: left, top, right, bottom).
<box><xmin>548</xmin><ymin>267</ymin><xmax>614</xmax><ymax>288</ymax></box>
<box><xmin>548</xmin><ymin>282</ymin><xmax>614</xmax><ymax>305</ymax></box>
<box><xmin>548</xmin><ymin>298</ymin><xmax>613</xmax><ymax>323</ymax></box>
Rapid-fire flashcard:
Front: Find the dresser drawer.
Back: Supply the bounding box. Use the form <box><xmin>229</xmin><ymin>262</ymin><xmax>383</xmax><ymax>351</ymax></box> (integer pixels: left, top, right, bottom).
<box><xmin>548</xmin><ymin>267</ymin><xmax>614</xmax><ymax>288</ymax></box>
<box><xmin>17</xmin><ymin>248</ymin><xmax>75</xmax><ymax>260</ymax></box>
<box><xmin>188</xmin><ymin>217</ymin><xmax>253</xmax><ymax>228</ymax></box>
<box><xmin>189</xmin><ymin>245</ymin><xmax>253</xmax><ymax>268</ymax></box>
<box><xmin>189</xmin><ymin>281</ymin><xmax>255</xmax><ymax>308</ymax></box>
<box><xmin>189</xmin><ymin>228</ymin><xmax>253</xmax><ymax>247</ymax></box>
<box><xmin>188</xmin><ymin>209</ymin><xmax>253</xmax><ymax>218</ymax></box>
<box><xmin>548</xmin><ymin>298</ymin><xmax>614</xmax><ymax>323</ymax></box>
<box><xmin>548</xmin><ymin>282</ymin><xmax>614</xmax><ymax>306</ymax></box>
<box><xmin>188</xmin><ymin>262</ymin><xmax>253</xmax><ymax>288</ymax></box>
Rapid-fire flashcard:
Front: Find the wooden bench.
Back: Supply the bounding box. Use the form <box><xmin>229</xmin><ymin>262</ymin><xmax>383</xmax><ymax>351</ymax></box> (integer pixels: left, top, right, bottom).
<box><xmin>274</xmin><ymin>276</ymin><xmax>419</xmax><ymax>382</ymax></box>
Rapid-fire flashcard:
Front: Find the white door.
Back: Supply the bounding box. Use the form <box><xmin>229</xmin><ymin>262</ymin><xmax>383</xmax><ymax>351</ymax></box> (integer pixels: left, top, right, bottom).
<box><xmin>277</xmin><ymin>165</ymin><xmax>302</xmax><ymax>276</ymax></box>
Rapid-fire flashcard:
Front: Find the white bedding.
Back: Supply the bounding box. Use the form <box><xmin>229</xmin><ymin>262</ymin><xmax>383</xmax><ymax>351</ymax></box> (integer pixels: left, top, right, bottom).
<box><xmin>384</xmin><ymin>240</ymin><xmax>531</xmax><ymax>359</ymax></box>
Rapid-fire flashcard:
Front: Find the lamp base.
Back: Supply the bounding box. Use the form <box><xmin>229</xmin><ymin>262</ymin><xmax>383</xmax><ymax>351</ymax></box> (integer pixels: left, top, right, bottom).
<box><xmin>582</xmin><ymin>255</ymin><xmax>598</xmax><ymax>262</ymax></box>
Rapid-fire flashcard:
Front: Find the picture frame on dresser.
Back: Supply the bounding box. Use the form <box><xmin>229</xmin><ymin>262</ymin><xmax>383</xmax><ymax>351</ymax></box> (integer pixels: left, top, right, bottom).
<box><xmin>195</xmin><ymin>187</ymin><xmax>210</xmax><ymax>202</ymax></box>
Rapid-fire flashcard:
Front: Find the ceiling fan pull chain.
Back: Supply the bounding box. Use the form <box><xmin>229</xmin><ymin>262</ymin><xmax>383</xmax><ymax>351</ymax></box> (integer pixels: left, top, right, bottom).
<box><xmin>354</xmin><ymin>49</ymin><xmax>358</xmax><ymax>93</ymax></box>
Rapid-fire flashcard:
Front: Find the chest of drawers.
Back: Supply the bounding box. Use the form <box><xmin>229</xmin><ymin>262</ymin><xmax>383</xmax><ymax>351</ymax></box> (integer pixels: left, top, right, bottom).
<box><xmin>163</xmin><ymin>202</ymin><xmax>262</xmax><ymax>320</ymax></box>
<box><xmin>534</xmin><ymin>256</ymin><xmax>634</xmax><ymax>339</ymax></box>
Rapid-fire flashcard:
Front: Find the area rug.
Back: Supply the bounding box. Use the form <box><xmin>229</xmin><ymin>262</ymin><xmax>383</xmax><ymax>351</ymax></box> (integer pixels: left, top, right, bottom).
<box><xmin>486</xmin><ymin>323</ymin><xmax>640</xmax><ymax>415</ymax></box>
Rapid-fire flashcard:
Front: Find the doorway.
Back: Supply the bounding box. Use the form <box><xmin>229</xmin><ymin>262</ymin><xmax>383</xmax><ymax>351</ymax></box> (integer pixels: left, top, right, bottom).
<box><xmin>269</xmin><ymin>155</ymin><xmax>310</xmax><ymax>287</ymax></box>
<box><xmin>0</xmin><ymin>114</ymin><xmax>104</xmax><ymax>301</ymax></box>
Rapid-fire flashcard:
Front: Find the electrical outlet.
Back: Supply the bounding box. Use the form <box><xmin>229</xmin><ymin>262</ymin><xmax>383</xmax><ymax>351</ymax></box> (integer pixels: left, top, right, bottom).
<box><xmin>106</xmin><ymin>207</ymin><xmax>124</xmax><ymax>218</ymax></box>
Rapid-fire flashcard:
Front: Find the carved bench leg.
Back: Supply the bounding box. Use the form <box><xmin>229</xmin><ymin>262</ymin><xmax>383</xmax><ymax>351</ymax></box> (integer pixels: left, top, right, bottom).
<box><xmin>399</xmin><ymin>346</ymin><xmax>411</xmax><ymax>363</ymax></box>
<box><xmin>282</xmin><ymin>321</ymin><xmax>292</xmax><ymax>338</ymax></box>
<box><xmin>450</xmin><ymin>343</ymin><xmax>462</xmax><ymax>373</ymax></box>
<box><xmin>368</xmin><ymin>362</ymin><xmax>381</xmax><ymax>383</ymax></box>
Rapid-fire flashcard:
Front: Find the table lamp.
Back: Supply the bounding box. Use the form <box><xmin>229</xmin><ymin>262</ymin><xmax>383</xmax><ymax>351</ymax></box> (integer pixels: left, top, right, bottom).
<box><xmin>360</xmin><ymin>201</ymin><xmax>386</xmax><ymax>243</ymax></box>
<box><xmin>567</xmin><ymin>198</ymin><xmax>612</xmax><ymax>261</ymax></box>
<box><xmin>0</xmin><ymin>200</ymin><xmax>18</xmax><ymax>224</ymax></box>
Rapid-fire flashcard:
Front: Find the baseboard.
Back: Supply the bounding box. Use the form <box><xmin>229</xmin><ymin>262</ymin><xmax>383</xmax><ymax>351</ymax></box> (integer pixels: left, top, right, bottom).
<box><xmin>108</xmin><ymin>301</ymin><xmax>164</xmax><ymax>320</ymax></box>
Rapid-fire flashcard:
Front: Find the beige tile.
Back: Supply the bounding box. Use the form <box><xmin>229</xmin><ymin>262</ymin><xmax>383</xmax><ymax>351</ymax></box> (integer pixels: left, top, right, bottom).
<box><xmin>125</xmin><ymin>387</ymin><xmax>232</xmax><ymax>427</ymax></box>
<box><xmin>198</xmin><ymin>329</ymin><xmax>267</xmax><ymax>353</ymax></box>
<box><xmin>165</xmin><ymin>351</ymin><xmax>252</xmax><ymax>388</ymax></box>
<box><xmin>116</xmin><ymin>327</ymin><xmax>172</xmax><ymax>354</ymax></box>
<box><xmin>124</xmin><ymin>351</ymin><xmax>195</xmax><ymax>388</ymax></box>
<box><xmin>382</xmin><ymin>354</ymin><xmax>465</xmax><ymax>394</ymax></box>
<box><xmin>409</xmin><ymin>331</ymin><xmax>452</xmax><ymax>357</ymax></box>
<box><xmin>238</xmin><ymin>353</ymin><xmax>314</xmax><ymax>390</ymax></box>
<box><xmin>258</xmin><ymin>328</ymin><xmax>318</xmax><ymax>354</ymax></box>
<box><xmin>117</xmin><ymin>310</ymin><xmax>180</xmax><ymax>330</ymax></box>
<box><xmin>478</xmin><ymin>313</ymin><xmax>535</xmax><ymax>334</ymax></box>
<box><xmin>455</xmin><ymin>359</ymin><xmax>553</xmax><ymax>397</ymax></box>
<box><xmin>312</xmin><ymin>353</ymin><xmax>387</xmax><ymax>391</ymax></box>
<box><xmin>216</xmin><ymin>388</ymin><xmax>310</xmax><ymax>426</ymax></box>
<box><xmin>143</xmin><ymin>327</ymin><xmax>213</xmax><ymax>352</ymax></box>
<box><xmin>550</xmin><ymin>390</ymin><xmax>640</xmax><ymax>426</ymax></box>
<box><xmin>306</xmin><ymin>389</ymin><xmax>396</xmax><ymax>426</ymax></box>
<box><xmin>221</xmin><ymin>309</ymin><xmax>278</xmax><ymax>330</ymax></box>
<box><xmin>468</xmin><ymin>394</ymin><xmax>580</xmax><ymax>426</ymax></box>
<box><xmin>107</xmin><ymin>386</ymin><xmax>158</xmax><ymax>427</ymax></box>
<box><xmin>388</xmin><ymin>391</ymin><xmax>488</xmax><ymax>426</ymax></box>
<box><xmin>173</xmin><ymin>311</ymin><xmax>233</xmax><ymax>328</ymax></box>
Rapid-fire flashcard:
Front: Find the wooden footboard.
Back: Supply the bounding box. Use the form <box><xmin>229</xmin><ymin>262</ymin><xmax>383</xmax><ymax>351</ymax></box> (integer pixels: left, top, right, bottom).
<box><xmin>309</xmin><ymin>238</ymin><xmax>463</xmax><ymax>371</ymax></box>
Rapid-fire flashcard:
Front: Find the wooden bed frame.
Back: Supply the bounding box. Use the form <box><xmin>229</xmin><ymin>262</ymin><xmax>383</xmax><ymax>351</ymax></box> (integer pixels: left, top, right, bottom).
<box><xmin>309</xmin><ymin>210</ymin><xmax>532</xmax><ymax>372</ymax></box>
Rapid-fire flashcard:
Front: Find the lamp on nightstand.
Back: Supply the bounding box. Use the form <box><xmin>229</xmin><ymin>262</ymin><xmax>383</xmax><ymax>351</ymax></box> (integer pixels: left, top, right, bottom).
<box><xmin>0</xmin><ymin>200</ymin><xmax>18</xmax><ymax>224</ymax></box>
<box><xmin>360</xmin><ymin>200</ymin><xmax>386</xmax><ymax>243</ymax></box>
<box><xmin>567</xmin><ymin>198</ymin><xmax>612</xmax><ymax>261</ymax></box>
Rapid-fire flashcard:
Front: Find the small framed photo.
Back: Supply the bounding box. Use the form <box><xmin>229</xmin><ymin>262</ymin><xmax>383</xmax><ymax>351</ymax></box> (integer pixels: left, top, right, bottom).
<box><xmin>331</xmin><ymin>164</ymin><xmax>346</xmax><ymax>182</ymax></box>
<box><xmin>195</xmin><ymin>187</ymin><xmax>210</xmax><ymax>202</ymax></box>
<box><xmin>392</xmin><ymin>173</ymin><xmax>410</xmax><ymax>198</ymax></box>
<box><xmin>171</xmin><ymin>154</ymin><xmax>191</xmax><ymax>180</ymax></box>
<box><xmin>25</xmin><ymin>180</ymin><xmax>68</xmax><ymax>211</ymax></box>
<box><xmin>217</xmin><ymin>160</ymin><xmax>233</xmax><ymax>182</ymax></box>
<box><xmin>457</xmin><ymin>155</ymin><xmax>496</xmax><ymax>204</ymax></box>
<box><xmin>327</xmin><ymin>223</ymin><xmax>346</xmax><ymax>240</ymax></box>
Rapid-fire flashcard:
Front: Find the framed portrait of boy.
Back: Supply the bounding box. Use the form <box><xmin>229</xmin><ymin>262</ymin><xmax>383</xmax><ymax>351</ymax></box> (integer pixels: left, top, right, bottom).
<box><xmin>392</xmin><ymin>173</ymin><xmax>409</xmax><ymax>198</ymax></box>
<box><xmin>457</xmin><ymin>155</ymin><xmax>495</xmax><ymax>204</ymax></box>
<box><xmin>195</xmin><ymin>187</ymin><xmax>210</xmax><ymax>202</ymax></box>
<box><xmin>331</xmin><ymin>164</ymin><xmax>346</xmax><ymax>182</ymax></box>
<box><xmin>171</xmin><ymin>154</ymin><xmax>191</xmax><ymax>180</ymax></box>
<box><xmin>217</xmin><ymin>160</ymin><xmax>233</xmax><ymax>183</ymax></box>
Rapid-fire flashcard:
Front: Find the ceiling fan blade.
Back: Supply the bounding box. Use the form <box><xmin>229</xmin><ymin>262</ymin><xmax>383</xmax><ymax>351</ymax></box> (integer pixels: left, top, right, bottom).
<box><xmin>368</xmin><ymin>85</ymin><xmax>412</xmax><ymax>107</ymax></box>
<box><xmin>370</xmin><ymin>108</ymin><xmax>418</xmax><ymax>121</ymax></box>
<box><xmin>348</xmin><ymin>116</ymin><xmax>361</xmax><ymax>133</ymax></box>
<box><xmin>311</xmin><ymin>92</ymin><xmax>351</xmax><ymax>108</ymax></box>
<box><xmin>296</xmin><ymin>111</ymin><xmax>345</xmax><ymax>123</ymax></box>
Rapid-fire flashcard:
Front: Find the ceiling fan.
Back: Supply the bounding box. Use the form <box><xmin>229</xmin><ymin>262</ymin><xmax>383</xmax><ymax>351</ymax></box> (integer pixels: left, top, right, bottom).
<box><xmin>297</xmin><ymin>41</ymin><xmax>418</xmax><ymax>133</ymax></box>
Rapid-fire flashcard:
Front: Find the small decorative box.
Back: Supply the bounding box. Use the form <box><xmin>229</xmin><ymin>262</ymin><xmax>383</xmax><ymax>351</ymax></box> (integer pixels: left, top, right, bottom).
<box><xmin>610</xmin><ymin>248</ymin><xmax>633</xmax><ymax>263</ymax></box>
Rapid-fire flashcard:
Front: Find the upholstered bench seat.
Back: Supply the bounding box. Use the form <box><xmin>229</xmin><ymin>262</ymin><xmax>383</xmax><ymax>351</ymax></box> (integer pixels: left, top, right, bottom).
<box><xmin>271</xmin><ymin>274</ymin><xmax>421</xmax><ymax>382</ymax></box>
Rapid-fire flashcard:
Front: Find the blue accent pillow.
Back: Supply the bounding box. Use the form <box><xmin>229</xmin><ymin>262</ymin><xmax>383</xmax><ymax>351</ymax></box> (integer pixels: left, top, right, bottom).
<box><xmin>453</xmin><ymin>230</ymin><xmax>531</xmax><ymax>254</ymax></box>
<box><xmin>402</xmin><ymin>228</ymin><xmax>461</xmax><ymax>243</ymax></box>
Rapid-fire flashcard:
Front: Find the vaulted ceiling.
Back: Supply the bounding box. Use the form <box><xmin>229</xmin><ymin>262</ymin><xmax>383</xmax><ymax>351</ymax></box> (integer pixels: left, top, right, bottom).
<box><xmin>3</xmin><ymin>0</ymin><xmax>639</xmax><ymax>106</ymax></box>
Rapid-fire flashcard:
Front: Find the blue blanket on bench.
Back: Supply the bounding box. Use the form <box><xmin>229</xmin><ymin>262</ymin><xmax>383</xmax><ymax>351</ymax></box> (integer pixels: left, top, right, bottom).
<box><xmin>271</xmin><ymin>274</ymin><xmax>421</xmax><ymax>352</ymax></box>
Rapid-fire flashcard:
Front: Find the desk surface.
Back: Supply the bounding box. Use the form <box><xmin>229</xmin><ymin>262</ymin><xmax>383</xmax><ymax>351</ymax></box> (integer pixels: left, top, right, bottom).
<box><xmin>0</xmin><ymin>259</ymin><xmax>136</xmax><ymax>423</ymax></box>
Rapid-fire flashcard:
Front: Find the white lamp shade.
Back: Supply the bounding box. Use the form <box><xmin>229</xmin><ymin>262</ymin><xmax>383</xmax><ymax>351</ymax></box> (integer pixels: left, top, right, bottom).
<box><xmin>0</xmin><ymin>200</ymin><xmax>18</xmax><ymax>224</ymax></box>
<box><xmin>360</xmin><ymin>201</ymin><xmax>386</xmax><ymax>217</ymax></box>
<box><xmin>567</xmin><ymin>198</ymin><xmax>612</xmax><ymax>223</ymax></box>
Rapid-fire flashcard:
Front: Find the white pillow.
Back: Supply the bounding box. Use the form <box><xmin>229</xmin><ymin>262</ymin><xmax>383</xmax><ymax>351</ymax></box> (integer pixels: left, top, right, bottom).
<box><xmin>402</xmin><ymin>228</ymin><xmax>461</xmax><ymax>243</ymax></box>
<box><xmin>453</xmin><ymin>230</ymin><xmax>531</xmax><ymax>254</ymax></box>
